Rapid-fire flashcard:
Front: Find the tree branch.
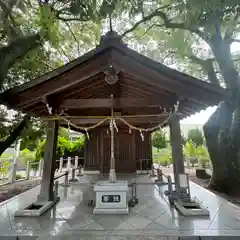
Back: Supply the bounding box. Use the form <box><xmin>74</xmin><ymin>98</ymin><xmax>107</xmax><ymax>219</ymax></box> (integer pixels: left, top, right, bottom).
<box><xmin>57</xmin><ymin>16</ymin><xmax>90</xmax><ymax>22</ymax></box>
<box><xmin>161</xmin><ymin>51</ymin><xmax>174</xmax><ymax>64</ymax></box>
<box><xmin>189</xmin><ymin>55</ymin><xmax>220</xmax><ymax>86</ymax></box>
<box><xmin>155</xmin><ymin>11</ymin><xmax>206</xmax><ymax>40</ymax></box>
<box><xmin>58</xmin><ymin>47</ymin><xmax>71</xmax><ymax>62</ymax></box>
<box><xmin>0</xmin><ymin>33</ymin><xmax>42</xmax><ymax>88</ymax></box>
<box><xmin>121</xmin><ymin>8</ymin><xmax>166</xmax><ymax>38</ymax></box>
<box><xmin>0</xmin><ymin>115</ymin><xmax>30</xmax><ymax>156</ymax></box>
<box><xmin>122</xmin><ymin>8</ymin><xmax>206</xmax><ymax>40</ymax></box>
<box><xmin>64</xmin><ymin>22</ymin><xmax>80</xmax><ymax>54</ymax></box>
<box><xmin>224</xmin><ymin>10</ymin><xmax>240</xmax><ymax>40</ymax></box>
<box><xmin>121</xmin><ymin>5</ymin><xmax>170</xmax><ymax>37</ymax></box>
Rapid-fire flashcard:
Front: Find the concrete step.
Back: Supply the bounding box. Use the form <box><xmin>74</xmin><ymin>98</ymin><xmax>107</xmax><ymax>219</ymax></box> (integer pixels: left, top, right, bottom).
<box><xmin>178</xmin><ymin>237</ymin><xmax>240</xmax><ymax>240</ymax></box>
<box><xmin>36</xmin><ymin>235</ymin><xmax>178</xmax><ymax>240</ymax></box>
<box><xmin>0</xmin><ymin>237</ymin><xmax>38</xmax><ymax>240</ymax></box>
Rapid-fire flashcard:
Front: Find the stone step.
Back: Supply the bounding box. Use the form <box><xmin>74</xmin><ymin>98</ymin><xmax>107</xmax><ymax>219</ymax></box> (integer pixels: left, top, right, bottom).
<box><xmin>36</xmin><ymin>235</ymin><xmax>178</xmax><ymax>240</ymax></box>
<box><xmin>1</xmin><ymin>237</ymin><xmax>38</xmax><ymax>240</ymax></box>
<box><xmin>178</xmin><ymin>237</ymin><xmax>240</xmax><ymax>240</ymax></box>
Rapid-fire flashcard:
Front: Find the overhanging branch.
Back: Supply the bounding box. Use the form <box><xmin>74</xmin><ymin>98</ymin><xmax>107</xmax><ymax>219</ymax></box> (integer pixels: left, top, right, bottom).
<box><xmin>122</xmin><ymin>8</ymin><xmax>206</xmax><ymax>40</ymax></box>
<box><xmin>64</xmin><ymin>22</ymin><xmax>80</xmax><ymax>53</ymax></box>
<box><xmin>224</xmin><ymin>11</ymin><xmax>240</xmax><ymax>40</ymax></box>
<box><xmin>189</xmin><ymin>55</ymin><xmax>220</xmax><ymax>86</ymax></box>
<box><xmin>121</xmin><ymin>7</ymin><xmax>168</xmax><ymax>38</ymax></box>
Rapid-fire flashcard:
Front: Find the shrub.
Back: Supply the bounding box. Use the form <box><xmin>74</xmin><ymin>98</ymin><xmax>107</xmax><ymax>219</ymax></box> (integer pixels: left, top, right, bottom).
<box><xmin>189</xmin><ymin>157</ymin><xmax>198</xmax><ymax>167</ymax></box>
<box><xmin>197</xmin><ymin>145</ymin><xmax>210</xmax><ymax>168</ymax></box>
<box><xmin>183</xmin><ymin>139</ymin><xmax>197</xmax><ymax>157</ymax></box>
<box><xmin>16</xmin><ymin>173</ymin><xmax>24</xmax><ymax>180</ymax></box>
<box><xmin>153</xmin><ymin>151</ymin><xmax>172</xmax><ymax>167</ymax></box>
<box><xmin>35</xmin><ymin>136</ymin><xmax>74</xmax><ymax>160</ymax></box>
<box><xmin>184</xmin><ymin>140</ymin><xmax>198</xmax><ymax>168</ymax></box>
<box><xmin>20</xmin><ymin>148</ymin><xmax>38</xmax><ymax>170</ymax></box>
<box><xmin>71</xmin><ymin>136</ymin><xmax>85</xmax><ymax>155</ymax></box>
<box><xmin>198</xmin><ymin>157</ymin><xmax>209</xmax><ymax>168</ymax></box>
<box><xmin>0</xmin><ymin>160</ymin><xmax>9</xmax><ymax>179</ymax></box>
<box><xmin>187</xmin><ymin>128</ymin><xmax>204</xmax><ymax>146</ymax></box>
<box><xmin>197</xmin><ymin>145</ymin><xmax>209</xmax><ymax>158</ymax></box>
<box><xmin>152</xmin><ymin>131</ymin><xmax>167</xmax><ymax>152</ymax></box>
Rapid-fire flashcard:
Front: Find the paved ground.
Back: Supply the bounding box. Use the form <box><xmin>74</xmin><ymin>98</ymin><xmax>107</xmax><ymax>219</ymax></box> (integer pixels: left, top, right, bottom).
<box><xmin>0</xmin><ymin>173</ymin><xmax>240</xmax><ymax>239</ymax></box>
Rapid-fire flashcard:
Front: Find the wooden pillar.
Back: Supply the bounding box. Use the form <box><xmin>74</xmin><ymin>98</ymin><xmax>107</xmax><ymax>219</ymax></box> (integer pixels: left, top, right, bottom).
<box><xmin>37</xmin><ymin>120</ymin><xmax>58</xmax><ymax>202</ymax></box>
<box><xmin>169</xmin><ymin>115</ymin><xmax>185</xmax><ymax>191</ymax></box>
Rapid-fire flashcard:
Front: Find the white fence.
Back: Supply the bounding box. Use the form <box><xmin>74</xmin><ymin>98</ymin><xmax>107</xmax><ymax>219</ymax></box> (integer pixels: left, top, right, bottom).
<box><xmin>56</xmin><ymin>156</ymin><xmax>84</xmax><ymax>173</ymax></box>
<box><xmin>0</xmin><ymin>156</ymin><xmax>83</xmax><ymax>186</ymax></box>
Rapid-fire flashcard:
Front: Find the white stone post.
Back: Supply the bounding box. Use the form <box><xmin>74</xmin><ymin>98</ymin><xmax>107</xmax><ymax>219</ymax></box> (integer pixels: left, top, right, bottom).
<box><xmin>69</xmin><ymin>168</ymin><xmax>78</xmax><ymax>182</ymax></box>
<box><xmin>61</xmin><ymin>171</ymin><xmax>70</xmax><ymax>187</ymax></box>
<box><xmin>67</xmin><ymin>157</ymin><xmax>71</xmax><ymax>172</ymax></box>
<box><xmin>59</xmin><ymin>157</ymin><xmax>63</xmax><ymax>172</ymax></box>
<box><xmin>77</xmin><ymin>165</ymin><xmax>84</xmax><ymax>176</ymax></box>
<box><xmin>74</xmin><ymin>156</ymin><xmax>78</xmax><ymax>169</ymax></box>
<box><xmin>54</xmin><ymin>180</ymin><xmax>60</xmax><ymax>202</ymax></box>
<box><xmin>15</xmin><ymin>139</ymin><xmax>21</xmax><ymax>159</ymax></box>
<box><xmin>11</xmin><ymin>161</ymin><xmax>17</xmax><ymax>183</ymax></box>
<box><xmin>38</xmin><ymin>159</ymin><xmax>44</xmax><ymax>177</ymax></box>
<box><xmin>26</xmin><ymin>161</ymin><xmax>30</xmax><ymax>180</ymax></box>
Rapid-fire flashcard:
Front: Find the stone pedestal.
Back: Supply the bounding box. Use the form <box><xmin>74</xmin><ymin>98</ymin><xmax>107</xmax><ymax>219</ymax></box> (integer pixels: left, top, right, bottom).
<box><xmin>93</xmin><ymin>181</ymin><xmax>129</xmax><ymax>214</ymax></box>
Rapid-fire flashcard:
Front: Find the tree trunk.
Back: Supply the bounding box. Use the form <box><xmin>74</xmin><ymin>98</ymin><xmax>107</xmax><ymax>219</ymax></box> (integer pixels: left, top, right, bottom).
<box><xmin>203</xmin><ymin>31</ymin><xmax>240</xmax><ymax>194</ymax></box>
<box><xmin>190</xmin><ymin>56</ymin><xmax>220</xmax><ymax>86</ymax></box>
<box><xmin>203</xmin><ymin>101</ymin><xmax>235</xmax><ymax>192</ymax></box>
<box><xmin>210</xmin><ymin>36</ymin><xmax>240</xmax><ymax>92</ymax></box>
<box><xmin>0</xmin><ymin>115</ymin><xmax>30</xmax><ymax>156</ymax></box>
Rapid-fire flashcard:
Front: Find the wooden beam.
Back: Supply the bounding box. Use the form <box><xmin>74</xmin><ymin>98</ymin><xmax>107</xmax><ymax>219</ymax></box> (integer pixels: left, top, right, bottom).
<box><xmin>58</xmin><ymin>114</ymin><xmax>184</xmax><ymax>125</ymax></box>
<box><xmin>60</xmin><ymin>98</ymin><xmax>176</xmax><ymax>109</ymax></box>
<box><xmin>59</xmin><ymin>118</ymin><xmax>165</xmax><ymax>126</ymax></box>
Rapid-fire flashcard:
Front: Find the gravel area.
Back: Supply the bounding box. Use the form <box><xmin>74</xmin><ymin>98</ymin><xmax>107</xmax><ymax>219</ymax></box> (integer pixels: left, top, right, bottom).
<box><xmin>0</xmin><ymin>178</ymin><xmax>41</xmax><ymax>203</ymax></box>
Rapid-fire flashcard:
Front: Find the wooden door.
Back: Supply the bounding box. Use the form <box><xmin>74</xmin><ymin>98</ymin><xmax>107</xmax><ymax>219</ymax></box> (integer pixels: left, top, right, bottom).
<box><xmin>115</xmin><ymin>132</ymin><xmax>131</xmax><ymax>173</ymax></box>
<box><xmin>102</xmin><ymin>129</ymin><xmax>136</xmax><ymax>173</ymax></box>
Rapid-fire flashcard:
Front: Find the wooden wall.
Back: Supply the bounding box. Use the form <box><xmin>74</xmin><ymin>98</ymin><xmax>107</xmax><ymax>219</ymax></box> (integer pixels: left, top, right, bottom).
<box><xmin>84</xmin><ymin>129</ymin><xmax>101</xmax><ymax>170</ymax></box>
<box><xmin>135</xmin><ymin>132</ymin><xmax>152</xmax><ymax>170</ymax></box>
<box><xmin>84</xmin><ymin>127</ymin><xmax>152</xmax><ymax>173</ymax></box>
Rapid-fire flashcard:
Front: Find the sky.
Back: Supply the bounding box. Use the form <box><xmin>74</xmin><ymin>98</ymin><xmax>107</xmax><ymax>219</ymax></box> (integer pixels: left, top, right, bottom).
<box><xmin>180</xmin><ymin>106</ymin><xmax>216</xmax><ymax>124</ymax></box>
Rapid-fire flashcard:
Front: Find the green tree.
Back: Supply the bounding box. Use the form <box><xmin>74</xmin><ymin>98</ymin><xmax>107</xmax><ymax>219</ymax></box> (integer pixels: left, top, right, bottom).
<box><xmin>20</xmin><ymin>148</ymin><xmax>38</xmax><ymax>171</ymax></box>
<box><xmin>197</xmin><ymin>145</ymin><xmax>210</xmax><ymax>169</ymax></box>
<box><xmin>20</xmin><ymin>120</ymin><xmax>46</xmax><ymax>150</ymax></box>
<box><xmin>183</xmin><ymin>139</ymin><xmax>198</xmax><ymax>167</ymax></box>
<box><xmin>152</xmin><ymin>130</ymin><xmax>167</xmax><ymax>151</ymax></box>
<box><xmin>71</xmin><ymin>136</ymin><xmax>85</xmax><ymax>155</ymax></box>
<box><xmin>0</xmin><ymin>0</ymin><xmax>109</xmax><ymax>155</ymax></box>
<box><xmin>35</xmin><ymin>136</ymin><xmax>73</xmax><ymax>161</ymax></box>
<box><xmin>187</xmin><ymin>128</ymin><xmax>204</xmax><ymax>146</ymax></box>
<box><xmin>117</xmin><ymin>0</ymin><xmax>240</xmax><ymax>193</ymax></box>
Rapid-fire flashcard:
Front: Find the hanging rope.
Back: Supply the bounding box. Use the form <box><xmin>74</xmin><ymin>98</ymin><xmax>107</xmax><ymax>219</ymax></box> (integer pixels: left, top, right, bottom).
<box><xmin>42</xmin><ymin>101</ymin><xmax>179</xmax><ymax>133</ymax></box>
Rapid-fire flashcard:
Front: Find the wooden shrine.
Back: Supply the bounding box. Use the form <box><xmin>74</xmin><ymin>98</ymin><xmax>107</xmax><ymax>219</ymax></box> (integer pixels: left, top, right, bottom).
<box><xmin>0</xmin><ymin>31</ymin><xmax>227</xmax><ymax>176</ymax></box>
